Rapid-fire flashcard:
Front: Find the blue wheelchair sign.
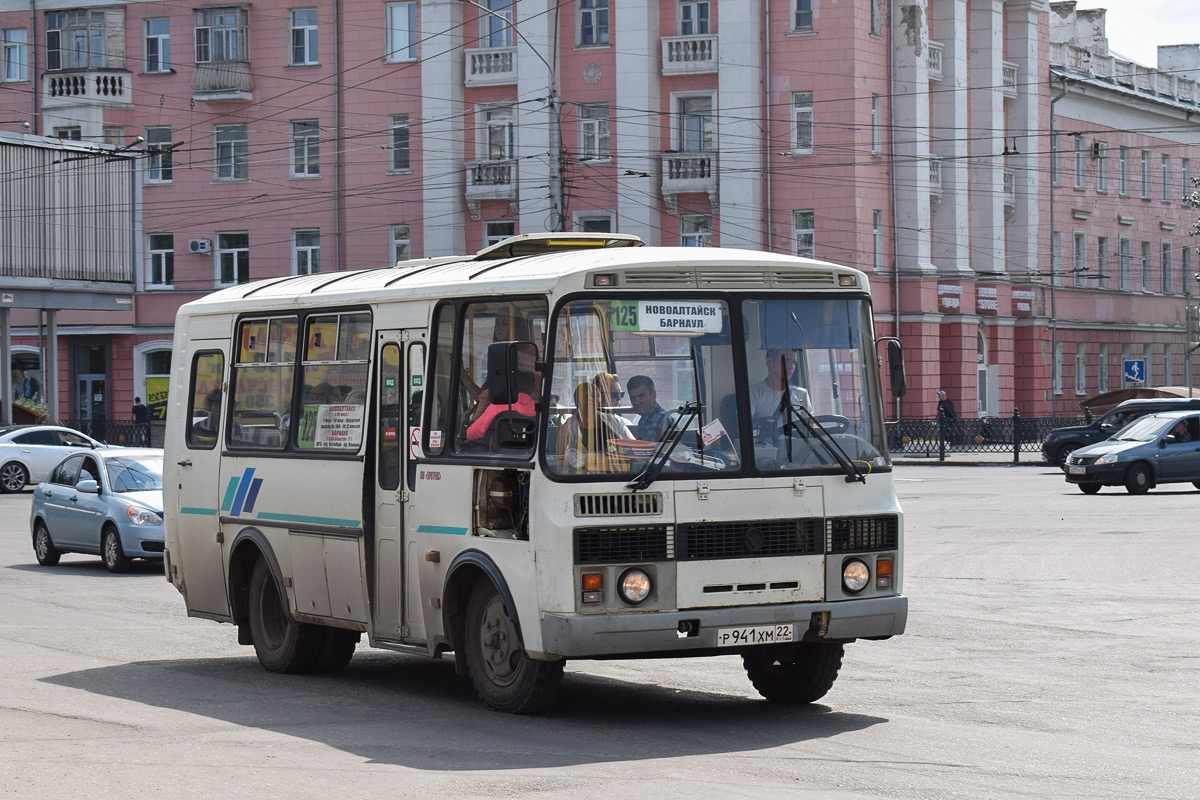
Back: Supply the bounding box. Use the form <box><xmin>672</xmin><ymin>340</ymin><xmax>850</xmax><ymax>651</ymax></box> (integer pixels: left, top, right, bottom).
<box><xmin>1123</xmin><ymin>359</ymin><xmax>1145</xmax><ymax>386</ymax></box>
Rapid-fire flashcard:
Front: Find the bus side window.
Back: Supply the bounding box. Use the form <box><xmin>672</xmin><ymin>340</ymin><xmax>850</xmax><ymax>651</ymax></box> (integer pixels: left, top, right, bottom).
<box><xmin>425</xmin><ymin>304</ymin><xmax>456</xmax><ymax>456</ymax></box>
<box><xmin>186</xmin><ymin>351</ymin><xmax>225</xmax><ymax>450</ymax></box>
<box><xmin>407</xmin><ymin>342</ymin><xmax>426</xmax><ymax>490</ymax></box>
<box><xmin>378</xmin><ymin>343</ymin><xmax>402</xmax><ymax>491</ymax></box>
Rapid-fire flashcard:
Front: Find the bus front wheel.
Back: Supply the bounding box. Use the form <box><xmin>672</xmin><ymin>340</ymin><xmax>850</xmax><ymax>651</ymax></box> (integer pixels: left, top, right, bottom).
<box><xmin>248</xmin><ymin>558</ymin><xmax>322</xmax><ymax>673</ymax></box>
<box><xmin>463</xmin><ymin>581</ymin><xmax>563</xmax><ymax>713</ymax></box>
<box><xmin>742</xmin><ymin>642</ymin><xmax>844</xmax><ymax>704</ymax></box>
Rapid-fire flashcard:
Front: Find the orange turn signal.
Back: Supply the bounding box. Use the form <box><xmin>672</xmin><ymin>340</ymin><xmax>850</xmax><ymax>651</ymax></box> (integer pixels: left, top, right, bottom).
<box><xmin>876</xmin><ymin>557</ymin><xmax>893</xmax><ymax>575</ymax></box>
<box><xmin>582</xmin><ymin>572</ymin><xmax>603</xmax><ymax>591</ymax></box>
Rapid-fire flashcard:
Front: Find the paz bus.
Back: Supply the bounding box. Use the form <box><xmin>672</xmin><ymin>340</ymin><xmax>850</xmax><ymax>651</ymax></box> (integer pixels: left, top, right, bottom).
<box><xmin>163</xmin><ymin>232</ymin><xmax>908</xmax><ymax>713</ymax></box>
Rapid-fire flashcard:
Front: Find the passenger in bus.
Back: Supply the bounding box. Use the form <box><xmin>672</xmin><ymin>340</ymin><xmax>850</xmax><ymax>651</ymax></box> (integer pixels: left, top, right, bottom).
<box><xmin>627</xmin><ymin>375</ymin><xmax>669</xmax><ymax>442</ymax></box>
<box><xmin>750</xmin><ymin>348</ymin><xmax>811</xmax><ymax>435</ymax></box>
<box><xmin>466</xmin><ymin>370</ymin><xmax>538</xmax><ymax>443</ymax></box>
<box><xmin>560</xmin><ymin>379</ymin><xmax>633</xmax><ymax>471</ymax></box>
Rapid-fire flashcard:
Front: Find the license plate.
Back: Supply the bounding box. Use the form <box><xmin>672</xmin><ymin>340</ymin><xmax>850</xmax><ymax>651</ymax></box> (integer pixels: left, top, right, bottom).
<box><xmin>1068</xmin><ymin>465</ymin><xmax>1087</xmax><ymax>475</ymax></box>
<box><xmin>716</xmin><ymin>623</ymin><xmax>795</xmax><ymax>647</ymax></box>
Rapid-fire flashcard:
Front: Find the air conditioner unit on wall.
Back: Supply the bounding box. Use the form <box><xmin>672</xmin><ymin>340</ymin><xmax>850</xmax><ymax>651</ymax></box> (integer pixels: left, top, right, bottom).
<box><xmin>188</xmin><ymin>238</ymin><xmax>212</xmax><ymax>254</ymax></box>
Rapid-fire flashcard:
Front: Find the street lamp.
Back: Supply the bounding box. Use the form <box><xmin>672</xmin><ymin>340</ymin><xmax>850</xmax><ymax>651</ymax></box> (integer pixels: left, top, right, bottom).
<box><xmin>2</xmin><ymin>120</ymin><xmax>32</xmax><ymax>131</ymax></box>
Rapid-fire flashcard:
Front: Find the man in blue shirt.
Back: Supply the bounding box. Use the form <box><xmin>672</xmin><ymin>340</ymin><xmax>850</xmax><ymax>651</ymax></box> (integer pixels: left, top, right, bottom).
<box><xmin>627</xmin><ymin>375</ymin><xmax>669</xmax><ymax>442</ymax></box>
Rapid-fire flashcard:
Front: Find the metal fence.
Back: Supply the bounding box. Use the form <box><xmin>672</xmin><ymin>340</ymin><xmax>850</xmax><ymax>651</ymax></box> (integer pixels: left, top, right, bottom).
<box><xmin>62</xmin><ymin>419</ymin><xmax>157</xmax><ymax>448</ymax></box>
<box><xmin>888</xmin><ymin>411</ymin><xmax>1089</xmax><ymax>462</ymax></box>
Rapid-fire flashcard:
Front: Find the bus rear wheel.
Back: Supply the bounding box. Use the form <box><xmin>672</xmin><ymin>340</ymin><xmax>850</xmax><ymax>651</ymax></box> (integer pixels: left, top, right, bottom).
<box><xmin>742</xmin><ymin>642</ymin><xmax>844</xmax><ymax>704</ymax></box>
<box><xmin>248</xmin><ymin>558</ymin><xmax>321</xmax><ymax>673</ymax></box>
<box><xmin>463</xmin><ymin>581</ymin><xmax>563</xmax><ymax>714</ymax></box>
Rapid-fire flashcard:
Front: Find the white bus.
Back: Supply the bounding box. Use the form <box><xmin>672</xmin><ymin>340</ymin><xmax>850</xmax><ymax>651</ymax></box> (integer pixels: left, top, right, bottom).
<box><xmin>163</xmin><ymin>233</ymin><xmax>908</xmax><ymax>713</ymax></box>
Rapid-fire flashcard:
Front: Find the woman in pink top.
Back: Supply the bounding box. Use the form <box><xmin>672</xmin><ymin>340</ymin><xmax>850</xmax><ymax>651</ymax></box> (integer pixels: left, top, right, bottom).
<box><xmin>466</xmin><ymin>369</ymin><xmax>538</xmax><ymax>441</ymax></box>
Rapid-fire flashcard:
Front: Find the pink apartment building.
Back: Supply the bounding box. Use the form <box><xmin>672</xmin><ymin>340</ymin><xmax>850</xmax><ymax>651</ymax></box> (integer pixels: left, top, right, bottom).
<box><xmin>0</xmin><ymin>0</ymin><xmax>1198</xmax><ymax>426</ymax></box>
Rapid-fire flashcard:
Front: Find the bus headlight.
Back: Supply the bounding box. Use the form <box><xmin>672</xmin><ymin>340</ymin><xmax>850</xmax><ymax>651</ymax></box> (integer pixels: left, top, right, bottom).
<box><xmin>842</xmin><ymin>559</ymin><xmax>870</xmax><ymax>594</ymax></box>
<box><xmin>618</xmin><ymin>568</ymin><xmax>652</xmax><ymax>605</ymax></box>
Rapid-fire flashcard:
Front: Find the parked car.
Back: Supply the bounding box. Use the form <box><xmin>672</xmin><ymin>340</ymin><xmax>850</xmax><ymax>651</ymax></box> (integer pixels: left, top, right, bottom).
<box><xmin>1042</xmin><ymin>397</ymin><xmax>1200</xmax><ymax>467</ymax></box>
<box><xmin>1064</xmin><ymin>411</ymin><xmax>1200</xmax><ymax>494</ymax></box>
<box><xmin>30</xmin><ymin>448</ymin><xmax>165</xmax><ymax>572</ymax></box>
<box><xmin>0</xmin><ymin>425</ymin><xmax>108</xmax><ymax>493</ymax></box>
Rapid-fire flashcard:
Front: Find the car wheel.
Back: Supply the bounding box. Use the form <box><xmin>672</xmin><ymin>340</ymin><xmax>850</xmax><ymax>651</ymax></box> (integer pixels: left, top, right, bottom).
<box><xmin>1078</xmin><ymin>482</ymin><xmax>1102</xmax><ymax>495</ymax></box>
<box><xmin>463</xmin><ymin>581</ymin><xmax>564</xmax><ymax>714</ymax></box>
<box><xmin>1055</xmin><ymin>444</ymin><xmax>1079</xmax><ymax>469</ymax></box>
<box><xmin>102</xmin><ymin>527</ymin><xmax>131</xmax><ymax>573</ymax></box>
<box><xmin>33</xmin><ymin>521</ymin><xmax>61</xmax><ymax>566</ymax></box>
<box><xmin>742</xmin><ymin>642</ymin><xmax>844</xmax><ymax>704</ymax></box>
<box><xmin>248</xmin><ymin>558</ymin><xmax>322</xmax><ymax>674</ymax></box>
<box><xmin>1124</xmin><ymin>463</ymin><xmax>1152</xmax><ymax>495</ymax></box>
<box><xmin>0</xmin><ymin>462</ymin><xmax>28</xmax><ymax>493</ymax></box>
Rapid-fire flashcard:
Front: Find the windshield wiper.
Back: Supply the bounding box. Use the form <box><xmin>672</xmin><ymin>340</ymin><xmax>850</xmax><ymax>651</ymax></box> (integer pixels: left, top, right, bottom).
<box><xmin>627</xmin><ymin>401</ymin><xmax>701</xmax><ymax>492</ymax></box>
<box><xmin>781</xmin><ymin>398</ymin><xmax>866</xmax><ymax>483</ymax></box>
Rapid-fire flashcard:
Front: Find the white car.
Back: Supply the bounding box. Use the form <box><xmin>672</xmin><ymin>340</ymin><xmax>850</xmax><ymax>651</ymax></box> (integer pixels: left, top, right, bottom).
<box><xmin>0</xmin><ymin>425</ymin><xmax>107</xmax><ymax>493</ymax></box>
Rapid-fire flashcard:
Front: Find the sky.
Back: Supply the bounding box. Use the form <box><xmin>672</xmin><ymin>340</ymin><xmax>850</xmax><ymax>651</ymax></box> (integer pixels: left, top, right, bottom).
<box><xmin>1075</xmin><ymin>0</ymin><xmax>1200</xmax><ymax>67</ymax></box>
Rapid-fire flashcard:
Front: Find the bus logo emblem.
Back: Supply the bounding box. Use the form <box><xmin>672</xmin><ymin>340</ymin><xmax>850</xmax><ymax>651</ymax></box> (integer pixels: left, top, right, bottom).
<box><xmin>222</xmin><ymin>468</ymin><xmax>264</xmax><ymax>516</ymax></box>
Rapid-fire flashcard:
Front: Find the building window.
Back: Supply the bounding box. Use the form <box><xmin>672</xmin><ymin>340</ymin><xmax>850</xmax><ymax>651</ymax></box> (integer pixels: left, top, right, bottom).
<box><xmin>1098</xmin><ymin>343</ymin><xmax>1109</xmax><ymax>393</ymax></box>
<box><xmin>680</xmin><ymin>214</ymin><xmax>712</xmax><ymax>247</ymax></box>
<box><xmin>104</xmin><ymin>127</ymin><xmax>124</xmax><ymax>146</ymax></box>
<box><xmin>1075</xmin><ymin>344</ymin><xmax>1087</xmax><ymax>395</ymax></box>
<box><xmin>480</xmin><ymin>0</ymin><xmax>514</xmax><ymax>48</ymax></box>
<box><xmin>679</xmin><ymin>0</ymin><xmax>709</xmax><ymax>35</ymax></box>
<box><xmin>1140</xmin><ymin>150</ymin><xmax>1150</xmax><ymax>199</ymax></box>
<box><xmin>1118</xmin><ymin>236</ymin><xmax>1132</xmax><ymax>290</ymax></box>
<box><xmin>485</xmin><ymin>220</ymin><xmax>515</xmax><ymax>247</ymax></box>
<box><xmin>384</xmin><ymin>2</ymin><xmax>416</xmax><ymax>62</ymax></box>
<box><xmin>391</xmin><ymin>224</ymin><xmax>411</xmax><ymax>262</ymax></box>
<box><xmin>290</xmin><ymin>8</ymin><xmax>318</xmax><ymax>65</ymax></box>
<box><xmin>1053</xmin><ymin>342</ymin><xmax>1063</xmax><ymax>395</ymax></box>
<box><xmin>794</xmin><ymin>0</ymin><xmax>813</xmax><ymax>31</ymax></box>
<box><xmin>791</xmin><ymin>91</ymin><xmax>813</xmax><ymax>154</ymax></box>
<box><xmin>389</xmin><ymin>115</ymin><xmax>410</xmax><ymax>171</ymax></box>
<box><xmin>870</xmin><ymin>0</ymin><xmax>883</xmax><ymax>34</ymax></box>
<box><xmin>1164</xmin><ymin>344</ymin><xmax>1175</xmax><ymax>385</ymax></box>
<box><xmin>1097</xmin><ymin>236</ymin><xmax>1108</xmax><ymax>289</ymax></box>
<box><xmin>793</xmin><ymin>210</ymin><xmax>815</xmax><ymax>257</ymax></box>
<box><xmin>1119</xmin><ymin>147</ymin><xmax>1129</xmax><ymax>195</ymax></box>
<box><xmin>1050</xmin><ymin>231</ymin><xmax>1061</xmax><ymax>286</ymax></box>
<box><xmin>215</xmin><ymin>124</ymin><xmax>248</xmax><ymax>180</ymax></box>
<box><xmin>144</xmin><ymin>18</ymin><xmax>170</xmax><ymax>73</ymax></box>
<box><xmin>1096</xmin><ymin>142</ymin><xmax>1107</xmax><ymax>193</ymax></box>
<box><xmin>1162</xmin><ymin>155</ymin><xmax>1171</xmax><ymax>202</ymax></box>
<box><xmin>3</xmin><ymin>29</ymin><xmax>28</xmax><ymax>82</ymax></box>
<box><xmin>147</xmin><ymin>234</ymin><xmax>174</xmax><ymax>287</ymax></box>
<box><xmin>678</xmin><ymin>95</ymin><xmax>714</xmax><ymax>152</ymax></box>
<box><xmin>579</xmin><ymin>0</ymin><xmax>609</xmax><ymax>45</ymax></box>
<box><xmin>1184</xmin><ymin>158</ymin><xmax>1192</xmax><ymax>202</ymax></box>
<box><xmin>53</xmin><ymin>126</ymin><xmax>81</xmax><ymax>140</ymax></box>
<box><xmin>575</xmin><ymin>212</ymin><xmax>614</xmax><ymax>233</ymax></box>
<box><xmin>480</xmin><ymin>105</ymin><xmax>514</xmax><ymax>160</ymax></box>
<box><xmin>1073</xmin><ymin>232</ymin><xmax>1086</xmax><ymax>288</ymax></box>
<box><xmin>1162</xmin><ymin>241</ymin><xmax>1173</xmax><ymax>294</ymax></box>
<box><xmin>1050</xmin><ymin>133</ymin><xmax>1060</xmax><ymax>186</ymax></box>
<box><xmin>194</xmin><ymin>8</ymin><xmax>248</xmax><ymax>63</ymax></box>
<box><xmin>872</xmin><ymin>209</ymin><xmax>883</xmax><ymax>271</ymax></box>
<box><xmin>292</xmin><ymin>229</ymin><xmax>320</xmax><ymax>274</ymax></box>
<box><xmin>1184</xmin><ymin>246</ymin><xmax>1192</xmax><ymax>295</ymax></box>
<box><xmin>1073</xmin><ymin>136</ymin><xmax>1084</xmax><ymax>189</ymax></box>
<box><xmin>146</xmin><ymin>126</ymin><xmax>173</xmax><ymax>183</ymax></box>
<box><xmin>1141</xmin><ymin>241</ymin><xmax>1152</xmax><ymax>291</ymax></box>
<box><xmin>46</xmin><ymin>11</ymin><xmax>106</xmax><ymax>71</ymax></box>
<box><xmin>870</xmin><ymin>94</ymin><xmax>881</xmax><ymax>156</ymax></box>
<box><xmin>217</xmin><ymin>232</ymin><xmax>250</xmax><ymax>285</ymax></box>
<box><xmin>578</xmin><ymin>103</ymin><xmax>610</xmax><ymax>162</ymax></box>
<box><xmin>291</xmin><ymin>120</ymin><xmax>319</xmax><ymax>177</ymax></box>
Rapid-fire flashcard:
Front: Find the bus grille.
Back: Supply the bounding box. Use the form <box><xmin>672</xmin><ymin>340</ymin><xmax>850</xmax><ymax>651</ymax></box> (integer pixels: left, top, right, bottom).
<box><xmin>676</xmin><ymin>518</ymin><xmax>822</xmax><ymax>560</ymax></box>
<box><xmin>575</xmin><ymin>525</ymin><xmax>673</xmax><ymax>564</ymax></box>
<box><xmin>574</xmin><ymin>492</ymin><xmax>663</xmax><ymax>517</ymax></box>
<box><xmin>826</xmin><ymin>515</ymin><xmax>899</xmax><ymax>553</ymax></box>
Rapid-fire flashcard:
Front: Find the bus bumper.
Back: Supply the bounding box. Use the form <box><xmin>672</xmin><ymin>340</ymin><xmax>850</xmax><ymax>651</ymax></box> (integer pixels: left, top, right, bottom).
<box><xmin>536</xmin><ymin>595</ymin><xmax>907</xmax><ymax>658</ymax></box>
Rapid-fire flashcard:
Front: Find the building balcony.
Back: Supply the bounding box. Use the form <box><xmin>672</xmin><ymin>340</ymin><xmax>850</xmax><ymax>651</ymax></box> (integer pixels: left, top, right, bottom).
<box><xmin>928</xmin><ymin>155</ymin><xmax>942</xmax><ymax>194</ymax></box>
<box><xmin>465</xmin><ymin>159</ymin><xmax>517</xmax><ymax>220</ymax></box>
<box><xmin>42</xmin><ymin>70</ymin><xmax>133</xmax><ymax>109</ymax></box>
<box><xmin>192</xmin><ymin>60</ymin><xmax>253</xmax><ymax>102</ymax></box>
<box><xmin>465</xmin><ymin>46</ymin><xmax>516</xmax><ymax>87</ymax></box>
<box><xmin>661</xmin><ymin>34</ymin><xmax>718</xmax><ymax>76</ymax></box>
<box><xmin>927</xmin><ymin>41</ymin><xmax>943</xmax><ymax>82</ymax></box>
<box><xmin>661</xmin><ymin>152</ymin><xmax>718</xmax><ymax>213</ymax></box>
<box><xmin>1002</xmin><ymin>61</ymin><xmax>1018</xmax><ymax>98</ymax></box>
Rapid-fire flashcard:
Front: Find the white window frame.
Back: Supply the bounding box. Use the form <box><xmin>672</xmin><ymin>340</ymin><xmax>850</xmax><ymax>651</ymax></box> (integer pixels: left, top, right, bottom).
<box><xmin>1050</xmin><ymin>231</ymin><xmax>1061</xmax><ymax>286</ymax></box>
<box><xmin>216</xmin><ymin>231</ymin><xmax>250</xmax><ymax>286</ymax></box>
<box><xmin>292</xmin><ymin>229</ymin><xmax>320</xmax><ymax>275</ymax></box>
<box><xmin>1183</xmin><ymin>158</ymin><xmax>1192</xmax><ymax>203</ymax></box>
<box><xmin>391</xmin><ymin>224</ymin><xmax>411</xmax><ymax>263</ymax></box>
<box><xmin>870</xmin><ymin>94</ymin><xmax>881</xmax><ymax>156</ymax></box>
<box><xmin>1140</xmin><ymin>150</ymin><xmax>1151</xmax><ymax>199</ymax></box>
<box><xmin>146</xmin><ymin>126</ymin><xmax>173</xmax><ymax>183</ymax></box>
<box><xmin>870</xmin><ymin>0</ymin><xmax>883</xmax><ymax>35</ymax></box>
<box><xmin>53</xmin><ymin>126</ymin><xmax>81</xmax><ymax>140</ymax></box>
<box><xmin>1141</xmin><ymin>241</ymin><xmax>1152</xmax><ymax>292</ymax></box>
<box><xmin>1053</xmin><ymin>342</ymin><xmax>1063</xmax><ymax>395</ymax></box>
<box><xmin>793</xmin><ymin>0</ymin><xmax>813</xmax><ymax>32</ymax></box>
<box><xmin>578</xmin><ymin>103</ymin><xmax>610</xmax><ymax>162</ymax></box>
<box><xmin>1050</xmin><ymin>133</ymin><xmax>1060</xmax><ymax>186</ymax></box>
<box><xmin>484</xmin><ymin>220</ymin><xmax>515</xmax><ymax>247</ymax></box>
<box><xmin>46</xmin><ymin>10</ymin><xmax>106</xmax><ymax>71</ymax></box>
<box><xmin>793</xmin><ymin>209</ymin><xmax>815</xmax><ymax>257</ymax></box>
<box><xmin>1073</xmin><ymin>136</ymin><xmax>1084</xmax><ymax>189</ymax></box>
<box><xmin>477</xmin><ymin>104</ymin><xmax>515</xmax><ymax>161</ymax></box>
<box><xmin>675</xmin><ymin>93</ymin><xmax>714</xmax><ymax>153</ymax></box>
<box><xmin>290</xmin><ymin>120</ymin><xmax>319</xmax><ymax>177</ymax></box>
<box><xmin>1161</xmin><ymin>154</ymin><xmax>1171</xmax><ymax>202</ymax></box>
<box><xmin>1119</xmin><ymin>236</ymin><xmax>1132</xmax><ymax>290</ymax></box>
<box><xmin>133</xmin><ymin>341</ymin><xmax>174</xmax><ymax>418</ymax></box>
<box><xmin>1164</xmin><ymin>344</ymin><xmax>1175</xmax><ymax>386</ymax></box>
<box><xmin>1184</xmin><ymin>246</ymin><xmax>1192</xmax><ymax>295</ymax></box>
<box><xmin>578</xmin><ymin>0</ymin><xmax>609</xmax><ymax>45</ymax></box>
<box><xmin>1119</xmin><ymin>147</ymin><xmax>1129</xmax><ymax>195</ymax></box>
<box><xmin>574</xmin><ymin>211</ymin><xmax>615</xmax><ymax>233</ymax></box>
<box><xmin>872</xmin><ymin>209</ymin><xmax>883</xmax><ymax>270</ymax></box>
<box><xmin>479</xmin><ymin>0</ymin><xmax>514</xmax><ymax>48</ymax></box>
<box><xmin>680</xmin><ymin>214</ymin><xmax>712</xmax><ymax>247</ymax></box>
<box><xmin>678</xmin><ymin>0</ymin><xmax>710</xmax><ymax>35</ymax></box>
<box><xmin>1162</xmin><ymin>240</ymin><xmax>1173</xmax><ymax>294</ymax></box>
<box><xmin>1099</xmin><ymin>343</ymin><xmax>1109</xmax><ymax>393</ymax></box>
<box><xmin>1073</xmin><ymin>231</ymin><xmax>1086</xmax><ymax>288</ymax></box>
<box><xmin>1075</xmin><ymin>343</ymin><xmax>1087</xmax><ymax>395</ymax></box>
<box><xmin>147</xmin><ymin>233</ymin><xmax>174</xmax><ymax>288</ymax></box>
<box><xmin>144</xmin><ymin>18</ymin><xmax>170</xmax><ymax>73</ymax></box>
<box><xmin>194</xmin><ymin>8</ymin><xmax>247</xmax><ymax>64</ymax></box>
<box><xmin>791</xmin><ymin>91</ymin><xmax>813</xmax><ymax>155</ymax></box>
<box><xmin>383</xmin><ymin>2</ymin><xmax>416</xmax><ymax>63</ymax></box>
<box><xmin>1097</xmin><ymin>235</ymin><xmax>1108</xmax><ymax>289</ymax></box>
<box><xmin>215</xmin><ymin>123</ymin><xmax>248</xmax><ymax>181</ymax></box>
<box><xmin>3</xmin><ymin>28</ymin><xmax>28</xmax><ymax>82</ymax></box>
<box><xmin>389</xmin><ymin>114</ymin><xmax>410</xmax><ymax>172</ymax></box>
<box><xmin>1096</xmin><ymin>141</ymin><xmax>1107</xmax><ymax>193</ymax></box>
<box><xmin>290</xmin><ymin>8</ymin><xmax>318</xmax><ymax>66</ymax></box>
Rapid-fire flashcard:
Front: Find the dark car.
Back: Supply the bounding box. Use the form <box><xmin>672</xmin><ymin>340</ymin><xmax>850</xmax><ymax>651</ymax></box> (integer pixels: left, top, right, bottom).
<box><xmin>1064</xmin><ymin>411</ymin><xmax>1200</xmax><ymax>494</ymax></box>
<box><xmin>1041</xmin><ymin>397</ymin><xmax>1200</xmax><ymax>467</ymax></box>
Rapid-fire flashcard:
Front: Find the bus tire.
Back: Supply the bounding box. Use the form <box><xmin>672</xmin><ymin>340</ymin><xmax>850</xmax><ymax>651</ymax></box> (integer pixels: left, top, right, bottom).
<box><xmin>463</xmin><ymin>581</ymin><xmax>563</xmax><ymax>714</ymax></box>
<box><xmin>248</xmin><ymin>558</ymin><xmax>322</xmax><ymax>674</ymax></box>
<box><xmin>313</xmin><ymin>628</ymin><xmax>360</xmax><ymax>673</ymax></box>
<box><xmin>742</xmin><ymin>642</ymin><xmax>844</xmax><ymax>705</ymax></box>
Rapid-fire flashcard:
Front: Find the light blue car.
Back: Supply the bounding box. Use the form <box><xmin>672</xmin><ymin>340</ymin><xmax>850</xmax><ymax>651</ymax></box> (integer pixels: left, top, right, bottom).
<box><xmin>1064</xmin><ymin>410</ymin><xmax>1200</xmax><ymax>494</ymax></box>
<box><xmin>30</xmin><ymin>448</ymin><xmax>165</xmax><ymax>572</ymax></box>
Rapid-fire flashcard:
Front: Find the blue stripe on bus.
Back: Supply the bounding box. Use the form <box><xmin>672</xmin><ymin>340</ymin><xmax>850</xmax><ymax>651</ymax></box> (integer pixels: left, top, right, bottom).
<box><xmin>243</xmin><ymin>477</ymin><xmax>264</xmax><ymax>514</ymax></box>
<box><xmin>257</xmin><ymin>511</ymin><xmax>361</xmax><ymax>528</ymax></box>
<box><xmin>416</xmin><ymin>525</ymin><xmax>469</xmax><ymax>535</ymax></box>
<box><xmin>180</xmin><ymin>507</ymin><xmax>218</xmax><ymax>516</ymax></box>
<box><xmin>230</xmin><ymin>468</ymin><xmax>256</xmax><ymax>516</ymax></box>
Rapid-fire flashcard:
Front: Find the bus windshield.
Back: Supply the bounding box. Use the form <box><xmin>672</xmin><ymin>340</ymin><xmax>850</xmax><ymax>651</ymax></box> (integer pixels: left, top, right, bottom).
<box><xmin>544</xmin><ymin>296</ymin><xmax>888</xmax><ymax>479</ymax></box>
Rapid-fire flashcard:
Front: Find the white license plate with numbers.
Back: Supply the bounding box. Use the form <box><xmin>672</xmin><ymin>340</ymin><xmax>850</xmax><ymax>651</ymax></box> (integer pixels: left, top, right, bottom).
<box><xmin>1068</xmin><ymin>465</ymin><xmax>1087</xmax><ymax>475</ymax></box>
<box><xmin>716</xmin><ymin>624</ymin><xmax>795</xmax><ymax>647</ymax></box>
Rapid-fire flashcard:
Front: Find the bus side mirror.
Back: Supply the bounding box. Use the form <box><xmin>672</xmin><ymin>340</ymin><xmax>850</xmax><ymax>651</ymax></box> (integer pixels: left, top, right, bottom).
<box><xmin>486</xmin><ymin>341</ymin><xmax>537</xmax><ymax>407</ymax></box>
<box><xmin>880</xmin><ymin>338</ymin><xmax>907</xmax><ymax>398</ymax></box>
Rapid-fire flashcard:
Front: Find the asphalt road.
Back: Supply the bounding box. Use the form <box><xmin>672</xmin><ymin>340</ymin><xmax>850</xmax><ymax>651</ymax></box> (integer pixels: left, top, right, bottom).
<box><xmin>1</xmin><ymin>464</ymin><xmax>1197</xmax><ymax>799</ymax></box>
